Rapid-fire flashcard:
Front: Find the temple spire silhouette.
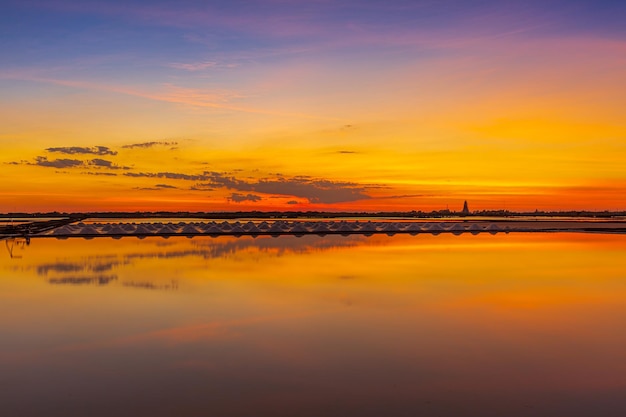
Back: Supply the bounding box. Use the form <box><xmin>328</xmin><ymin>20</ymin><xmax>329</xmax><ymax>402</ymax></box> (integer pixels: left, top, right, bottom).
<box><xmin>461</xmin><ymin>200</ymin><xmax>470</xmax><ymax>215</ymax></box>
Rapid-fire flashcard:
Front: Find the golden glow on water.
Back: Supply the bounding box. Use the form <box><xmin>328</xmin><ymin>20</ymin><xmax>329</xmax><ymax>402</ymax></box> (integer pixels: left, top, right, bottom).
<box><xmin>1</xmin><ymin>233</ymin><xmax>625</xmax><ymax>416</ymax></box>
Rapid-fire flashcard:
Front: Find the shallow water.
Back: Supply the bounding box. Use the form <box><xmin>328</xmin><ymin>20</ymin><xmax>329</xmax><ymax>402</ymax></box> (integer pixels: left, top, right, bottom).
<box><xmin>1</xmin><ymin>233</ymin><xmax>625</xmax><ymax>416</ymax></box>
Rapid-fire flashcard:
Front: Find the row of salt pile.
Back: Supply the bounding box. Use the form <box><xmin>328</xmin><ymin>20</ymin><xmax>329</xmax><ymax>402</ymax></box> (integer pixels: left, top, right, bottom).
<box><xmin>38</xmin><ymin>221</ymin><xmax>506</xmax><ymax>237</ymax></box>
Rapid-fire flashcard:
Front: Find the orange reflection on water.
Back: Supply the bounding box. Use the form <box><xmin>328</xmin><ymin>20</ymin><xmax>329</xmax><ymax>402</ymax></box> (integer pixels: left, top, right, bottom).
<box><xmin>1</xmin><ymin>233</ymin><xmax>625</xmax><ymax>416</ymax></box>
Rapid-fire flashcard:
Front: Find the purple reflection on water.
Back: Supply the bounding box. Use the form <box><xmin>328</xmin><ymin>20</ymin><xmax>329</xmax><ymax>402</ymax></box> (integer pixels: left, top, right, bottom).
<box><xmin>1</xmin><ymin>234</ymin><xmax>625</xmax><ymax>416</ymax></box>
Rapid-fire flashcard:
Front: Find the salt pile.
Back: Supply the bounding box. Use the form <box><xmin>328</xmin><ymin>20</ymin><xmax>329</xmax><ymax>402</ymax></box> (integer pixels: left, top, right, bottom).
<box><xmin>32</xmin><ymin>219</ymin><xmax>520</xmax><ymax>238</ymax></box>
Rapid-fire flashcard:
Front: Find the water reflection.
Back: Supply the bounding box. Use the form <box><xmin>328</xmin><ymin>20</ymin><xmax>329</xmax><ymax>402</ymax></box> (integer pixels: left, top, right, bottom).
<box><xmin>48</xmin><ymin>275</ymin><xmax>118</xmax><ymax>286</ymax></box>
<box><xmin>1</xmin><ymin>233</ymin><xmax>625</xmax><ymax>416</ymax></box>
<box><xmin>5</xmin><ymin>234</ymin><xmax>368</xmax><ymax>291</ymax></box>
<box><xmin>4</xmin><ymin>237</ymin><xmax>30</xmax><ymax>259</ymax></box>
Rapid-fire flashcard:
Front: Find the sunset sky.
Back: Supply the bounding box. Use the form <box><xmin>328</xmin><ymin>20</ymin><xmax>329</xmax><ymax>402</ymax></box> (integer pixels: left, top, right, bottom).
<box><xmin>1</xmin><ymin>0</ymin><xmax>625</xmax><ymax>212</ymax></box>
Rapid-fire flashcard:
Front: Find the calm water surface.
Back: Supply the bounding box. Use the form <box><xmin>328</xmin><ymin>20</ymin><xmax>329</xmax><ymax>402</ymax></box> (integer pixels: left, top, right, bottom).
<box><xmin>1</xmin><ymin>233</ymin><xmax>625</xmax><ymax>416</ymax></box>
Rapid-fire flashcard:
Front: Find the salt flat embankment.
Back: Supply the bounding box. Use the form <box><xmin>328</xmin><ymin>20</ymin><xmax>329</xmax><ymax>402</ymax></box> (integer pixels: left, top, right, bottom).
<box><xmin>31</xmin><ymin>220</ymin><xmax>626</xmax><ymax>238</ymax></box>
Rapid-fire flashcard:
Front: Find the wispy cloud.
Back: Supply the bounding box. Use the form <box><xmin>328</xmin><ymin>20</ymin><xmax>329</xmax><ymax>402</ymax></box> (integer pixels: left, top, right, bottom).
<box><xmin>122</xmin><ymin>141</ymin><xmax>178</xmax><ymax>149</ymax></box>
<box><xmin>155</xmin><ymin>183</ymin><xmax>177</xmax><ymax>189</ymax></box>
<box><xmin>26</xmin><ymin>0</ymin><xmax>570</xmax><ymax>53</ymax></box>
<box><xmin>189</xmin><ymin>183</ymin><xmax>214</xmax><ymax>191</ymax></box>
<box><xmin>167</xmin><ymin>58</ymin><xmax>240</xmax><ymax>71</ymax></box>
<box><xmin>125</xmin><ymin>171</ymin><xmax>208</xmax><ymax>181</ymax></box>
<box><xmin>83</xmin><ymin>171</ymin><xmax>118</xmax><ymax>176</ymax></box>
<box><xmin>169</xmin><ymin>60</ymin><xmax>217</xmax><ymax>71</ymax></box>
<box><xmin>0</xmin><ymin>73</ymin><xmax>339</xmax><ymax>120</ymax></box>
<box><xmin>373</xmin><ymin>194</ymin><xmax>424</xmax><ymax>200</ymax></box>
<box><xmin>134</xmin><ymin>183</ymin><xmax>179</xmax><ymax>191</ymax></box>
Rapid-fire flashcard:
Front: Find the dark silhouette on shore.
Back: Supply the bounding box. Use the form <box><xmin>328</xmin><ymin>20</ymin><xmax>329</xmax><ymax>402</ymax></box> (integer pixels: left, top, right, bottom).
<box><xmin>2</xmin><ymin>208</ymin><xmax>625</xmax><ymax>223</ymax></box>
<box><xmin>2</xmin><ymin>199</ymin><xmax>626</xmax><ymax>240</ymax></box>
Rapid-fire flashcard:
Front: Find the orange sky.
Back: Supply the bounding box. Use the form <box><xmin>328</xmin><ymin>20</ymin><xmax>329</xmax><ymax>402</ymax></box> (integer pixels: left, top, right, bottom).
<box><xmin>1</xmin><ymin>1</ymin><xmax>625</xmax><ymax>212</ymax></box>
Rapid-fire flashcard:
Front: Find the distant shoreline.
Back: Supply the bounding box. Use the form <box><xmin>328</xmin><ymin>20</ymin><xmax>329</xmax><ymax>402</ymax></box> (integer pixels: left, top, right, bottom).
<box><xmin>3</xmin><ymin>218</ymin><xmax>625</xmax><ymax>240</ymax></box>
<box><xmin>2</xmin><ymin>210</ymin><xmax>625</xmax><ymax>220</ymax></box>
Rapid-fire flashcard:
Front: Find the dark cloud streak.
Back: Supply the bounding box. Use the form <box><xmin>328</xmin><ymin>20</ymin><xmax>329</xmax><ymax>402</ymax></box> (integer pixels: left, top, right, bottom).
<box><xmin>83</xmin><ymin>172</ymin><xmax>118</xmax><ymax>177</ymax></box>
<box><xmin>125</xmin><ymin>172</ymin><xmax>208</xmax><ymax>181</ymax></box>
<box><xmin>35</xmin><ymin>156</ymin><xmax>83</xmax><ymax>168</ymax></box>
<box><xmin>14</xmin><ymin>156</ymin><xmax>130</xmax><ymax>170</ymax></box>
<box><xmin>126</xmin><ymin>170</ymin><xmax>371</xmax><ymax>203</ymax></box>
<box><xmin>46</xmin><ymin>146</ymin><xmax>117</xmax><ymax>156</ymax></box>
<box><xmin>228</xmin><ymin>193</ymin><xmax>262</xmax><ymax>203</ymax></box>
<box><xmin>89</xmin><ymin>158</ymin><xmax>131</xmax><ymax>170</ymax></box>
<box><xmin>122</xmin><ymin>141</ymin><xmax>178</xmax><ymax>149</ymax></box>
